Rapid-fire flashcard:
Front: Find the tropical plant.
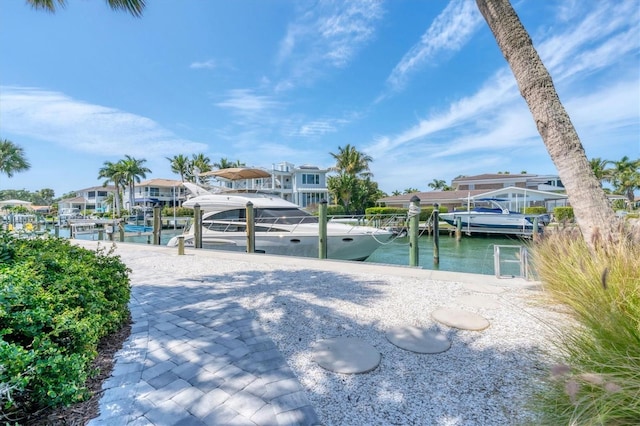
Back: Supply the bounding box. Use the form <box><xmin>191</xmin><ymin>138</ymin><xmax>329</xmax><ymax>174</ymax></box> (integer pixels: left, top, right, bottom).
<box><xmin>26</xmin><ymin>0</ymin><xmax>145</xmax><ymax>17</ymax></box>
<box><xmin>391</xmin><ymin>190</ymin><xmax>402</xmax><ymax>196</ymax></box>
<box><xmin>330</xmin><ymin>144</ymin><xmax>373</xmax><ymax>177</ymax></box>
<box><xmin>166</xmin><ymin>154</ymin><xmax>190</xmax><ymax>182</ymax></box>
<box><xmin>476</xmin><ymin>0</ymin><xmax>617</xmax><ymax>247</ymax></box>
<box><xmin>428</xmin><ymin>179</ymin><xmax>451</xmax><ymax>191</ymax></box>
<box><xmin>327</xmin><ymin>145</ymin><xmax>379</xmax><ymax>214</ymax></box>
<box><xmin>0</xmin><ymin>139</ymin><xmax>30</xmax><ymax>188</ymax></box>
<box><xmin>531</xmin><ymin>230</ymin><xmax>640</xmax><ymax>425</ymax></box>
<box><xmin>589</xmin><ymin>157</ymin><xmax>613</xmax><ymax>186</ymax></box>
<box><xmin>403</xmin><ymin>188</ymin><xmax>419</xmax><ymax>194</ymax></box>
<box><xmin>189</xmin><ymin>153</ymin><xmax>212</xmax><ymax>184</ymax></box>
<box><xmin>97</xmin><ymin>160</ymin><xmax>126</xmax><ymax>216</ymax></box>
<box><xmin>608</xmin><ymin>156</ymin><xmax>640</xmax><ymax>209</ymax></box>
<box><xmin>213</xmin><ymin>158</ymin><xmax>245</xmax><ymax>169</ymax></box>
<box><xmin>120</xmin><ymin>155</ymin><xmax>150</xmax><ymax>210</ymax></box>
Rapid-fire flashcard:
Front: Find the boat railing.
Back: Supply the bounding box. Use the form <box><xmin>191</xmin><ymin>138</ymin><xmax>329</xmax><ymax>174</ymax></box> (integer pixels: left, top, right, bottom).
<box><xmin>201</xmin><ymin>213</ymin><xmax>400</xmax><ymax>234</ymax></box>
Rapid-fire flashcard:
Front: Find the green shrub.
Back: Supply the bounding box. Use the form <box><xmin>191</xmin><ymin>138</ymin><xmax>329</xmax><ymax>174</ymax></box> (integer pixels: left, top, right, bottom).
<box><xmin>327</xmin><ymin>205</ymin><xmax>346</xmax><ymax>216</ymax></box>
<box><xmin>553</xmin><ymin>206</ymin><xmax>574</xmax><ymax>222</ymax></box>
<box><xmin>161</xmin><ymin>207</ymin><xmax>194</xmax><ymax>217</ymax></box>
<box><xmin>0</xmin><ymin>234</ymin><xmax>130</xmax><ymax>418</ymax></box>
<box><xmin>531</xmin><ymin>231</ymin><xmax>640</xmax><ymax>425</ymax></box>
<box><xmin>523</xmin><ymin>206</ymin><xmax>548</xmax><ymax>215</ymax></box>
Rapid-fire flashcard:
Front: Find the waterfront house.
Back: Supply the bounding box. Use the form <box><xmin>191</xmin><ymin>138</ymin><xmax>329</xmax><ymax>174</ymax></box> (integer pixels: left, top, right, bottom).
<box><xmin>57</xmin><ymin>185</ymin><xmax>116</xmax><ymax>215</ymax></box>
<box><xmin>123</xmin><ymin>178</ymin><xmax>186</xmax><ymax>211</ymax></box>
<box><xmin>451</xmin><ymin>173</ymin><xmax>565</xmax><ymax>192</ymax></box>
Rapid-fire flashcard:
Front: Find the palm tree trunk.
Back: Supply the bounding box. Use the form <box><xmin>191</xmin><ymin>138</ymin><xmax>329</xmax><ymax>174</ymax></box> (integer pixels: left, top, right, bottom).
<box><xmin>476</xmin><ymin>0</ymin><xmax>618</xmax><ymax>247</ymax></box>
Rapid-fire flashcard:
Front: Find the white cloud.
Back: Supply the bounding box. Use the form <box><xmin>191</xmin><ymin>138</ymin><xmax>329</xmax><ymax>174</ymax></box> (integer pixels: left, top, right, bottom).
<box><xmin>384</xmin><ymin>0</ymin><xmax>483</xmax><ymax>93</ymax></box>
<box><xmin>0</xmin><ymin>86</ymin><xmax>207</xmax><ymax>158</ymax></box>
<box><xmin>275</xmin><ymin>0</ymin><xmax>383</xmax><ymax>90</ymax></box>
<box><xmin>215</xmin><ymin>89</ymin><xmax>281</xmax><ymax>115</ymax></box>
<box><xmin>369</xmin><ymin>0</ymin><xmax>639</xmax><ymax>174</ymax></box>
<box><xmin>189</xmin><ymin>59</ymin><xmax>217</xmax><ymax>70</ymax></box>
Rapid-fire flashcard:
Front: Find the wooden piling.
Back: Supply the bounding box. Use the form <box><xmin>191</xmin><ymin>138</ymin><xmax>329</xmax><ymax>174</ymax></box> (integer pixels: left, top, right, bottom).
<box><xmin>246</xmin><ymin>201</ymin><xmax>255</xmax><ymax>253</ymax></box>
<box><xmin>194</xmin><ymin>204</ymin><xmax>202</xmax><ymax>249</ymax></box>
<box><xmin>455</xmin><ymin>216</ymin><xmax>462</xmax><ymax>241</ymax></box>
<box><xmin>153</xmin><ymin>204</ymin><xmax>161</xmax><ymax>245</ymax></box>
<box><xmin>409</xmin><ymin>196</ymin><xmax>420</xmax><ymax>267</ymax></box>
<box><xmin>318</xmin><ymin>200</ymin><xmax>327</xmax><ymax>259</ymax></box>
<box><xmin>433</xmin><ymin>205</ymin><xmax>440</xmax><ymax>265</ymax></box>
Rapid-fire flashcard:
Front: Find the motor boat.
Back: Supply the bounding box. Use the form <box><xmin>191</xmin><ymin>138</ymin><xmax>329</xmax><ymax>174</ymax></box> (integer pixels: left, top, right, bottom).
<box><xmin>167</xmin><ymin>185</ymin><xmax>393</xmax><ymax>261</ymax></box>
<box><xmin>439</xmin><ymin>198</ymin><xmax>547</xmax><ymax>236</ymax></box>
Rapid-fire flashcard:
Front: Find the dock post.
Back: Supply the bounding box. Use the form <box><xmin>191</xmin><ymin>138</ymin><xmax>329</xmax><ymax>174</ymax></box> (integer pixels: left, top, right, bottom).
<box><xmin>409</xmin><ymin>195</ymin><xmax>420</xmax><ymax>267</ymax></box>
<box><xmin>433</xmin><ymin>204</ymin><xmax>440</xmax><ymax>265</ymax></box>
<box><xmin>194</xmin><ymin>204</ymin><xmax>202</xmax><ymax>249</ymax></box>
<box><xmin>532</xmin><ymin>216</ymin><xmax>540</xmax><ymax>242</ymax></box>
<box><xmin>246</xmin><ymin>201</ymin><xmax>255</xmax><ymax>253</ymax></box>
<box><xmin>98</xmin><ymin>229</ymin><xmax>104</xmax><ymax>240</ymax></box>
<box><xmin>318</xmin><ymin>199</ymin><xmax>327</xmax><ymax>259</ymax></box>
<box><xmin>177</xmin><ymin>235</ymin><xmax>185</xmax><ymax>255</ymax></box>
<box><xmin>455</xmin><ymin>216</ymin><xmax>462</xmax><ymax>241</ymax></box>
<box><xmin>153</xmin><ymin>203</ymin><xmax>161</xmax><ymax>245</ymax></box>
<box><xmin>54</xmin><ymin>224</ymin><xmax>59</xmax><ymax>238</ymax></box>
<box><xmin>118</xmin><ymin>221</ymin><xmax>124</xmax><ymax>242</ymax></box>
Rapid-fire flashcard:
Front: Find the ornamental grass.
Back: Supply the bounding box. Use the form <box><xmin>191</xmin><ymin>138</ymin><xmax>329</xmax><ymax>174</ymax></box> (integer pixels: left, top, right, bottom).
<box><xmin>531</xmin><ymin>227</ymin><xmax>640</xmax><ymax>425</ymax></box>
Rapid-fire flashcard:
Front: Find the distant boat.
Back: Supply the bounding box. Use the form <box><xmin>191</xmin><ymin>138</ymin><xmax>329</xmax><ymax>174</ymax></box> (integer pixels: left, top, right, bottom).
<box><xmin>439</xmin><ymin>198</ymin><xmax>547</xmax><ymax>236</ymax></box>
<box><xmin>168</xmin><ymin>182</ymin><xmax>393</xmax><ymax>261</ymax></box>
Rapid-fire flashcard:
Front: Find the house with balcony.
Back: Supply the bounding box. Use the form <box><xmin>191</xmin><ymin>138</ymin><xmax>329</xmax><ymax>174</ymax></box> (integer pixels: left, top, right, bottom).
<box><xmin>269</xmin><ymin>162</ymin><xmax>330</xmax><ymax>208</ymax></box>
<box><xmin>123</xmin><ymin>178</ymin><xmax>187</xmax><ymax>211</ymax></box>
<box><xmin>209</xmin><ymin>162</ymin><xmax>331</xmax><ymax>209</ymax></box>
<box><xmin>57</xmin><ymin>185</ymin><xmax>116</xmax><ymax>215</ymax></box>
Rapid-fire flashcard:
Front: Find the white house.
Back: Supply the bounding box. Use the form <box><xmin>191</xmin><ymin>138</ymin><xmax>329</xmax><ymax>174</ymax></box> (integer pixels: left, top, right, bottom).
<box><xmin>123</xmin><ymin>178</ymin><xmax>187</xmax><ymax>210</ymax></box>
<box><xmin>58</xmin><ymin>185</ymin><xmax>116</xmax><ymax>214</ymax></box>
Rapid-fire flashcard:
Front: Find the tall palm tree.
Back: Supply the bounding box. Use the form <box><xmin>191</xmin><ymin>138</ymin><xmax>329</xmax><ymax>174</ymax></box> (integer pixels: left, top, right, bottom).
<box><xmin>120</xmin><ymin>155</ymin><xmax>151</xmax><ymax>210</ymax></box>
<box><xmin>98</xmin><ymin>160</ymin><xmax>126</xmax><ymax>216</ymax></box>
<box><xmin>428</xmin><ymin>179</ymin><xmax>451</xmax><ymax>191</ymax></box>
<box><xmin>476</xmin><ymin>0</ymin><xmax>617</xmax><ymax>247</ymax></box>
<box><xmin>0</xmin><ymin>139</ymin><xmax>30</xmax><ymax>187</ymax></box>
<box><xmin>609</xmin><ymin>156</ymin><xmax>640</xmax><ymax>209</ymax></box>
<box><xmin>330</xmin><ymin>144</ymin><xmax>373</xmax><ymax>177</ymax></box>
<box><xmin>167</xmin><ymin>154</ymin><xmax>190</xmax><ymax>182</ymax></box>
<box><xmin>589</xmin><ymin>157</ymin><xmax>613</xmax><ymax>188</ymax></box>
<box><xmin>26</xmin><ymin>0</ymin><xmax>145</xmax><ymax>17</ymax></box>
<box><xmin>213</xmin><ymin>158</ymin><xmax>245</xmax><ymax>169</ymax></box>
<box><xmin>190</xmin><ymin>153</ymin><xmax>212</xmax><ymax>184</ymax></box>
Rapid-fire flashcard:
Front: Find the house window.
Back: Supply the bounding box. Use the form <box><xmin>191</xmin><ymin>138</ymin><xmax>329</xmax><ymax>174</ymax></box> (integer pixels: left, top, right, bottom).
<box><xmin>88</xmin><ymin>191</ymin><xmax>96</xmax><ymax>198</ymax></box>
<box><xmin>149</xmin><ymin>187</ymin><xmax>160</xmax><ymax>197</ymax></box>
<box><xmin>302</xmin><ymin>174</ymin><xmax>319</xmax><ymax>185</ymax></box>
<box><xmin>98</xmin><ymin>191</ymin><xmax>107</xmax><ymax>197</ymax></box>
<box><xmin>301</xmin><ymin>192</ymin><xmax>323</xmax><ymax>207</ymax></box>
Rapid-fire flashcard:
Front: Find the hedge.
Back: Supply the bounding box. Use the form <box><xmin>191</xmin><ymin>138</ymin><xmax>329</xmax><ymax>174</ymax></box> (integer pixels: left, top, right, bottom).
<box><xmin>0</xmin><ymin>233</ymin><xmax>131</xmax><ymax>419</ymax></box>
<box><xmin>553</xmin><ymin>206</ymin><xmax>575</xmax><ymax>222</ymax></box>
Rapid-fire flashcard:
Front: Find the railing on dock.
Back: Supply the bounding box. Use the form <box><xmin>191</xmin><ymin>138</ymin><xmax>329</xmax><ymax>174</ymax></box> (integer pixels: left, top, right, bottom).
<box><xmin>493</xmin><ymin>245</ymin><xmax>529</xmax><ymax>279</ymax></box>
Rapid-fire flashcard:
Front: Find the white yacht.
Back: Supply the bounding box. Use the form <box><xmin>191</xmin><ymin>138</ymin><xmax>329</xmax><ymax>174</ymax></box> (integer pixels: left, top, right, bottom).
<box><xmin>439</xmin><ymin>198</ymin><xmax>547</xmax><ymax>236</ymax></box>
<box><xmin>167</xmin><ymin>186</ymin><xmax>393</xmax><ymax>261</ymax></box>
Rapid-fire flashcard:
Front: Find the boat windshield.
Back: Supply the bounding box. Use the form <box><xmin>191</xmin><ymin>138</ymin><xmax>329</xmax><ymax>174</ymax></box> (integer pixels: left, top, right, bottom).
<box><xmin>205</xmin><ymin>208</ymin><xmax>318</xmax><ymax>224</ymax></box>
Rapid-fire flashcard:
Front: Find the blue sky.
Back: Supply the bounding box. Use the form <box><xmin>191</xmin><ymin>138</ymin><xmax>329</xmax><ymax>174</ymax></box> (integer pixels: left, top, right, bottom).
<box><xmin>1</xmin><ymin>0</ymin><xmax>638</xmax><ymax>197</ymax></box>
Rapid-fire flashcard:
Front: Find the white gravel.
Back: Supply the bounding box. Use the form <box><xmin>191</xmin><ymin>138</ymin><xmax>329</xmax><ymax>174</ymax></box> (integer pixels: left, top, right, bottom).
<box><xmin>77</xmin><ymin>241</ymin><xmax>567</xmax><ymax>426</ymax></box>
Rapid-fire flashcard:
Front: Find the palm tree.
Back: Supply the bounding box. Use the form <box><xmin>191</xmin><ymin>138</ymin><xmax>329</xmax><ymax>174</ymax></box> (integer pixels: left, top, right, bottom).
<box><xmin>0</xmin><ymin>139</ymin><xmax>30</xmax><ymax>188</ymax></box>
<box><xmin>609</xmin><ymin>156</ymin><xmax>640</xmax><ymax>209</ymax></box>
<box><xmin>213</xmin><ymin>158</ymin><xmax>245</xmax><ymax>169</ymax></box>
<box><xmin>476</xmin><ymin>0</ymin><xmax>617</xmax><ymax>246</ymax></box>
<box><xmin>26</xmin><ymin>0</ymin><xmax>145</xmax><ymax>17</ymax></box>
<box><xmin>167</xmin><ymin>154</ymin><xmax>190</xmax><ymax>182</ymax></box>
<box><xmin>190</xmin><ymin>153</ymin><xmax>212</xmax><ymax>184</ymax></box>
<box><xmin>428</xmin><ymin>179</ymin><xmax>451</xmax><ymax>191</ymax></box>
<box><xmin>403</xmin><ymin>188</ymin><xmax>419</xmax><ymax>194</ymax></box>
<box><xmin>330</xmin><ymin>144</ymin><xmax>373</xmax><ymax>177</ymax></box>
<box><xmin>120</xmin><ymin>155</ymin><xmax>151</xmax><ymax>210</ymax></box>
<box><xmin>589</xmin><ymin>157</ymin><xmax>613</xmax><ymax>188</ymax></box>
<box><xmin>98</xmin><ymin>160</ymin><xmax>126</xmax><ymax>216</ymax></box>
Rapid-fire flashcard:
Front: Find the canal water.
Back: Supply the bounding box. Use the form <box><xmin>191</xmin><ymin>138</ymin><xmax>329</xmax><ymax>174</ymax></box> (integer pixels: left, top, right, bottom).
<box><xmin>366</xmin><ymin>234</ymin><xmax>531</xmax><ymax>276</ymax></box>
<box><xmin>62</xmin><ymin>227</ymin><xmax>530</xmax><ymax>277</ymax></box>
